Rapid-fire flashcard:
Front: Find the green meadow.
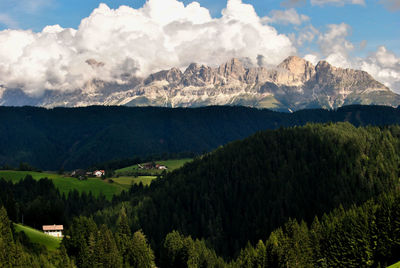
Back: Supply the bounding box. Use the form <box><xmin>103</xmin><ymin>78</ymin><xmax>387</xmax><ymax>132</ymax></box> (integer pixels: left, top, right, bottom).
<box><xmin>115</xmin><ymin>158</ymin><xmax>192</xmax><ymax>175</ymax></box>
<box><xmin>0</xmin><ymin>159</ymin><xmax>191</xmax><ymax>200</ymax></box>
<box><xmin>0</xmin><ymin>170</ymin><xmax>125</xmax><ymax>200</ymax></box>
<box><xmin>112</xmin><ymin>176</ymin><xmax>157</xmax><ymax>187</ymax></box>
<box><xmin>14</xmin><ymin>224</ymin><xmax>62</xmax><ymax>251</ymax></box>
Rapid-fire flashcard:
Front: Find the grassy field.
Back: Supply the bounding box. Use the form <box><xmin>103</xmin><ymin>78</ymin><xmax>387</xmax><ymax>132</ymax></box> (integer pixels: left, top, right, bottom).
<box><xmin>0</xmin><ymin>159</ymin><xmax>191</xmax><ymax>200</ymax></box>
<box><xmin>14</xmin><ymin>223</ymin><xmax>61</xmax><ymax>251</ymax></box>
<box><xmin>115</xmin><ymin>158</ymin><xmax>192</xmax><ymax>175</ymax></box>
<box><xmin>0</xmin><ymin>170</ymin><xmax>125</xmax><ymax>200</ymax></box>
<box><xmin>388</xmin><ymin>261</ymin><xmax>400</xmax><ymax>268</ymax></box>
<box><xmin>112</xmin><ymin>176</ymin><xmax>157</xmax><ymax>187</ymax></box>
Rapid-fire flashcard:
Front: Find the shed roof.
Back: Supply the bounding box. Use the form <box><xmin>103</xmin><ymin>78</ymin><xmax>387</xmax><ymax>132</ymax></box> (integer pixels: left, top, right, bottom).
<box><xmin>42</xmin><ymin>225</ymin><xmax>63</xmax><ymax>231</ymax></box>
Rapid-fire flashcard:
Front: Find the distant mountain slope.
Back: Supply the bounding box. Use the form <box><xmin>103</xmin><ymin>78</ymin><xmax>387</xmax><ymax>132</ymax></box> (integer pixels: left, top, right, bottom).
<box><xmin>1</xmin><ymin>56</ymin><xmax>399</xmax><ymax>110</ymax></box>
<box><xmin>0</xmin><ymin>105</ymin><xmax>400</xmax><ymax>170</ymax></box>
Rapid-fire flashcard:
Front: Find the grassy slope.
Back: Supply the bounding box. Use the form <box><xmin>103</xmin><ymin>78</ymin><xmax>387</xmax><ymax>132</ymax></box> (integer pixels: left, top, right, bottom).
<box><xmin>14</xmin><ymin>223</ymin><xmax>61</xmax><ymax>251</ymax></box>
<box><xmin>388</xmin><ymin>261</ymin><xmax>400</xmax><ymax>268</ymax></box>
<box><xmin>115</xmin><ymin>158</ymin><xmax>192</xmax><ymax>175</ymax></box>
<box><xmin>0</xmin><ymin>170</ymin><xmax>125</xmax><ymax>200</ymax></box>
<box><xmin>112</xmin><ymin>176</ymin><xmax>156</xmax><ymax>187</ymax></box>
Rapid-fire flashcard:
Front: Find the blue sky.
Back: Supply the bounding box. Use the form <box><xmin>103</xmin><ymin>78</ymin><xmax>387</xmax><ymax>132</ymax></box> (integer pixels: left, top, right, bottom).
<box><xmin>0</xmin><ymin>0</ymin><xmax>398</xmax><ymax>54</ymax></box>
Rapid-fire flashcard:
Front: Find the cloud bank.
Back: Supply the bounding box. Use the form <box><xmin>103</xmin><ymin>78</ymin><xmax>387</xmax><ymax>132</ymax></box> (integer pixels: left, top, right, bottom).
<box><xmin>0</xmin><ymin>0</ymin><xmax>295</xmax><ymax>96</ymax></box>
<box><xmin>0</xmin><ymin>0</ymin><xmax>399</xmax><ymax>96</ymax></box>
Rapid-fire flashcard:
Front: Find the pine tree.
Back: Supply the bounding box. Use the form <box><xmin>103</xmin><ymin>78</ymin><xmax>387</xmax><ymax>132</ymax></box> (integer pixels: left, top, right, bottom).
<box><xmin>254</xmin><ymin>240</ymin><xmax>267</xmax><ymax>268</ymax></box>
<box><xmin>96</xmin><ymin>225</ymin><xmax>122</xmax><ymax>268</ymax></box>
<box><xmin>0</xmin><ymin>206</ymin><xmax>14</xmax><ymax>266</ymax></box>
<box><xmin>116</xmin><ymin>205</ymin><xmax>132</xmax><ymax>266</ymax></box>
<box><xmin>162</xmin><ymin>231</ymin><xmax>186</xmax><ymax>268</ymax></box>
<box><xmin>130</xmin><ymin>230</ymin><xmax>155</xmax><ymax>268</ymax></box>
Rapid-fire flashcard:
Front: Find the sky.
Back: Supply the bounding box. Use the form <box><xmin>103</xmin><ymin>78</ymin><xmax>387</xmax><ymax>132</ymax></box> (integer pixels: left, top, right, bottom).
<box><xmin>0</xmin><ymin>0</ymin><xmax>399</xmax><ymax>95</ymax></box>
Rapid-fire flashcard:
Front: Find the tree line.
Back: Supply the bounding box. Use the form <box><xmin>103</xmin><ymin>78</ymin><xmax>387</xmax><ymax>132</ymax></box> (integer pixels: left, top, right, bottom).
<box><xmin>1</xmin><ymin>104</ymin><xmax>400</xmax><ymax>170</ymax></box>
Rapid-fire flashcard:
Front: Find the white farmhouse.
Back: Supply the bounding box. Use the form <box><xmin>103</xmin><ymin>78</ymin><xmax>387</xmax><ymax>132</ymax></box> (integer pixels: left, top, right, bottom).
<box><xmin>94</xmin><ymin>170</ymin><xmax>105</xmax><ymax>177</ymax></box>
<box><xmin>42</xmin><ymin>225</ymin><xmax>64</xmax><ymax>238</ymax></box>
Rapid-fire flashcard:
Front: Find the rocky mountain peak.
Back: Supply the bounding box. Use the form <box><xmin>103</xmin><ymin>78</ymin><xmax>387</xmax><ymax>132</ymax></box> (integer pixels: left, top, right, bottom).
<box><xmin>278</xmin><ymin>56</ymin><xmax>315</xmax><ymax>82</ymax></box>
<box><xmin>274</xmin><ymin>56</ymin><xmax>315</xmax><ymax>85</ymax></box>
<box><xmin>181</xmin><ymin>63</ymin><xmax>214</xmax><ymax>87</ymax></box>
<box><xmin>144</xmin><ymin>67</ymin><xmax>183</xmax><ymax>85</ymax></box>
<box><xmin>315</xmin><ymin>60</ymin><xmax>338</xmax><ymax>74</ymax></box>
<box><xmin>184</xmin><ymin>63</ymin><xmax>203</xmax><ymax>73</ymax></box>
<box><xmin>217</xmin><ymin>58</ymin><xmax>246</xmax><ymax>81</ymax></box>
<box><xmin>314</xmin><ymin>60</ymin><xmax>388</xmax><ymax>92</ymax></box>
<box><xmin>278</xmin><ymin>56</ymin><xmax>313</xmax><ymax>74</ymax></box>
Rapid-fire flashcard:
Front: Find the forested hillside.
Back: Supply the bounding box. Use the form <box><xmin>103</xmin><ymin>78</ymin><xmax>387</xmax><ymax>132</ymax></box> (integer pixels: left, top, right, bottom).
<box><xmin>2</xmin><ymin>105</ymin><xmax>400</xmax><ymax>170</ymax></box>
<box><xmin>1</xmin><ymin>123</ymin><xmax>400</xmax><ymax>267</ymax></box>
<box><xmin>108</xmin><ymin>123</ymin><xmax>400</xmax><ymax>258</ymax></box>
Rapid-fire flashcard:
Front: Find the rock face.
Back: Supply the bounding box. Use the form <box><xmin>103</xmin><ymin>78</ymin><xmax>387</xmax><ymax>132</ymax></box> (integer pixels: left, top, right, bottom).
<box><xmin>1</xmin><ymin>56</ymin><xmax>399</xmax><ymax>111</ymax></box>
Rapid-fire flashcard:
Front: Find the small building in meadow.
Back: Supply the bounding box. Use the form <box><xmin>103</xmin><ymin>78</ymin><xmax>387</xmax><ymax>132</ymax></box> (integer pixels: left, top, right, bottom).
<box><xmin>141</xmin><ymin>163</ymin><xmax>154</xmax><ymax>169</ymax></box>
<box><xmin>94</xmin><ymin>170</ymin><xmax>105</xmax><ymax>177</ymax></box>
<box><xmin>42</xmin><ymin>225</ymin><xmax>63</xmax><ymax>238</ymax></box>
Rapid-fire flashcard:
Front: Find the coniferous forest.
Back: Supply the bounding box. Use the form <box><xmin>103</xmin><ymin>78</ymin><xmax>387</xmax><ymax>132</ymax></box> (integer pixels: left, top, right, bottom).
<box><xmin>2</xmin><ymin>104</ymin><xmax>400</xmax><ymax>170</ymax></box>
<box><xmin>1</xmin><ymin>118</ymin><xmax>400</xmax><ymax>267</ymax></box>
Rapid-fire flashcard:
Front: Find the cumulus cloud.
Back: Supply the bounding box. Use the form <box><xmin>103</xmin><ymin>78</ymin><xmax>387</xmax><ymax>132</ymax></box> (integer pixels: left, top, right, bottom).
<box><xmin>311</xmin><ymin>0</ymin><xmax>365</xmax><ymax>6</ymax></box>
<box><xmin>379</xmin><ymin>0</ymin><xmax>400</xmax><ymax>11</ymax></box>
<box><xmin>316</xmin><ymin>23</ymin><xmax>354</xmax><ymax>67</ymax></box>
<box><xmin>359</xmin><ymin>47</ymin><xmax>400</xmax><ymax>91</ymax></box>
<box><xmin>0</xmin><ymin>0</ymin><xmax>296</xmax><ymax>96</ymax></box>
<box><xmin>289</xmin><ymin>24</ymin><xmax>319</xmax><ymax>46</ymax></box>
<box><xmin>264</xmin><ymin>8</ymin><xmax>310</xmax><ymax>25</ymax></box>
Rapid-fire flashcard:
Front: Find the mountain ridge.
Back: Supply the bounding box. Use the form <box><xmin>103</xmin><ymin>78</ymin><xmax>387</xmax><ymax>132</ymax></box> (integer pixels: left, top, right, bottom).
<box><xmin>2</xmin><ymin>104</ymin><xmax>400</xmax><ymax>170</ymax></box>
<box><xmin>1</xmin><ymin>56</ymin><xmax>399</xmax><ymax>110</ymax></box>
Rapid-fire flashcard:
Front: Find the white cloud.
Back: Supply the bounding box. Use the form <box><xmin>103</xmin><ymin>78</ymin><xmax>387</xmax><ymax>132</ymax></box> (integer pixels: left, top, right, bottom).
<box><xmin>379</xmin><ymin>0</ymin><xmax>400</xmax><ymax>11</ymax></box>
<box><xmin>358</xmin><ymin>47</ymin><xmax>400</xmax><ymax>92</ymax></box>
<box><xmin>264</xmin><ymin>8</ymin><xmax>310</xmax><ymax>25</ymax></box>
<box><xmin>316</xmin><ymin>23</ymin><xmax>354</xmax><ymax>67</ymax></box>
<box><xmin>311</xmin><ymin>0</ymin><xmax>365</xmax><ymax>6</ymax></box>
<box><xmin>0</xmin><ymin>0</ymin><xmax>296</xmax><ymax>96</ymax></box>
<box><xmin>289</xmin><ymin>24</ymin><xmax>319</xmax><ymax>46</ymax></box>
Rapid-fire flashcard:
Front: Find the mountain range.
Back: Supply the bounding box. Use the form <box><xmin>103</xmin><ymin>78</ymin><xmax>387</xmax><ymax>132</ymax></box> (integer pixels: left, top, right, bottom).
<box><xmin>1</xmin><ymin>56</ymin><xmax>399</xmax><ymax>111</ymax></box>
